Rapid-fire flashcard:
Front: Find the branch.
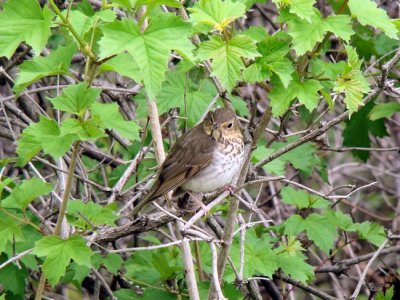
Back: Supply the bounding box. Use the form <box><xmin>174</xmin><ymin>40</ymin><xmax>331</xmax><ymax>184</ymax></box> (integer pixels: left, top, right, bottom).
<box><xmin>316</xmin><ymin>244</ymin><xmax>400</xmax><ymax>274</ymax></box>
<box><xmin>349</xmin><ymin>238</ymin><xmax>389</xmax><ymax>300</ymax></box>
<box><xmin>35</xmin><ymin>141</ymin><xmax>81</xmax><ymax>299</ymax></box>
<box><xmin>208</xmin><ymin>108</ymin><xmax>272</xmax><ymax>299</ymax></box>
<box><xmin>274</xmin><ymin>274</ymin><xmax>337</xmax><ymax>300</ymax></box>
<box><xmin>321</xmin><ymin>146</ymin><xmax>400</xmax><ymax>152</ymax></box>
<box><xmin>255</xmin><ymin>47</ymin><xmax>400</xmax><ymax>168</ymax></box>
<box><xmin>255</xmin><ymin>89</ymin><xmax>380</xmax><ymax>168</ymax></box>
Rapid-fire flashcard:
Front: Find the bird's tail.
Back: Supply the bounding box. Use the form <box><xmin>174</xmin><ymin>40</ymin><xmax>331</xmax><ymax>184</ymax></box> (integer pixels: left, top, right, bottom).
<box><xmin>131</xmin><ymin>182</ymin><xmax>159</xmax><ymax>215</ymax></box>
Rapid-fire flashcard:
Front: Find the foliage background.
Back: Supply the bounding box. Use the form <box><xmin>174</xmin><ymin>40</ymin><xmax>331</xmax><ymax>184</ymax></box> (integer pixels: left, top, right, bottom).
<box><xmin>0</xmin><ymin>0</ymin><xmax>399</xmax><ymax>299</ymax></box>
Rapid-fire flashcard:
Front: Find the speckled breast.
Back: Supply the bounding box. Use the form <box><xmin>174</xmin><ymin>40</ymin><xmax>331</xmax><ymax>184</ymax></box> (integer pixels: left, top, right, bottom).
<box><xmin>182</xmin><ymin>138</ymin><xmax>244</xmax><ymax>193</ymax></box>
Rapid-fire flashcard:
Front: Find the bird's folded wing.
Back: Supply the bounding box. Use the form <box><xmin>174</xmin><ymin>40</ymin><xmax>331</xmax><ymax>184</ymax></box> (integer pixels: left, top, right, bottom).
<box><xmin>149</xmin><ymin>127</ymin><xmax>215</xmax><ymax>199</ymax></box>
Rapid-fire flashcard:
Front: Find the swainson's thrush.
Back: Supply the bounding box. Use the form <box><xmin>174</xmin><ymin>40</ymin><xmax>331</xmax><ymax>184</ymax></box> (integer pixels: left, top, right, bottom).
<box><xmin>132</xmin><ymin>107</ymin><xmax>244</xmax><ymax>214</ymax></box>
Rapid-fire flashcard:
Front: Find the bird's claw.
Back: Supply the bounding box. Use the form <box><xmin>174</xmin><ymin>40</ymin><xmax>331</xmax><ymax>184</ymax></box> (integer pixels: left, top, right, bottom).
<box><xmin>223</xmin><ymin>184</ymin><xmax>236</xmax><ymax>195</ymax></box>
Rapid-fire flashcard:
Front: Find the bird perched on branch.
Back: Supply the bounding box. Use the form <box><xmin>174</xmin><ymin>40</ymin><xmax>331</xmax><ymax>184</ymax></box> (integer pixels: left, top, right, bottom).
<box><xmin>132</xmin><ymin>107</ymin><xmax>244</xmax><ymax>215</ymax></box>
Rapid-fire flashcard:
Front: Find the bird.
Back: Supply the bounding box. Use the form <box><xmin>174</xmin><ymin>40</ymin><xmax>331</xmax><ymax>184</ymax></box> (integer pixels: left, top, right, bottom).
<box><xmin>132</xmin><ymin>107</ymin><xmax>245</xmax><ymax>215</ymax></box>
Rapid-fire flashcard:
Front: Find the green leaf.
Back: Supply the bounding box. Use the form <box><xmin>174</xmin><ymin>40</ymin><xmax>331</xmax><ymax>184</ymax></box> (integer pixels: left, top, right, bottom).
<box><xmin>376</xmin><ymin>286</ymin><xmax>394</xmax><ymax>300</ymax></box>
<box><xmin>242</xmin><ymin>63</ymin><xmax>268</xmax><ymax>84</ymax></box>
<box><xmin>277</xmin><ymin>252</ymin><xmax>314</xmax><ymax>283</ymax></box>
<box><xmin>90</xmin><ymin>102</ymin><xmax>140</xmax><ymax>141</ymax></box>
<box><xmin>0</xmin><ymin>177</ymin><xmax>13</xmax><ymax>200</ymax></box>
<box><xmin>269</xmin><ymin>75</ymin><xmax>322</xmax><ymax>116</ymax></box>
<box><xmin>197</xmin><ymin>35</ymin><xmax>259</xmax><ymax>91</ymax></box>
<box><xmin>330</xmin><ymin>210</ymin><xmax>356</xmax><ymax>231</ymax></box>
<box><xmin>369</xmin><ymin>103</ymin><xmax>400</xmax><ymax>120</ymax></box>
<box><xmin>252</xmin><ymin>147</ymin><xmax>286</xmax><ymax>176</ymax></box>
<box><xmin>98</xmin><ymin>53</ymin><xmax>141</xmax><ymax>83</ymax></box>
<box><xmin>334</xmin><ymin>46</ymin><xmax>371</xmax><ymax>114</ymax></box>
<box><xmin>60</xmin><ymin>118</ymin><xmax>105</xmax><ymax>140</ymax></box>
<box><xmin>283</xmin><ymin>215</ymin><xmax>304</xmax><ymax>236</ymax></box>
<box><xmin>285</xmin><ymin>213</ymin><xmax>337</xmax><ymax>254</ymax></box>
<box><xmin>198</xmin><ymin>281</ymin><xmax>242</xmax><ymax>300</ymax></box>
<box><xmin>99</xmin><ymin>13</ymin><xmax>194</xmax><ymax>98</ymax></box>
<box><xmin>135</xmin><ymin>0</ymin><xmax>182</xmax><ymax>9</ymax></box>
<box><xmin>274</xmin><ymin>244</ymin><xmax>314</xmax><ymax>283</ymax></box>
<box><xmin>348</xmin><ymin>0</ymin><xmax>398</xmax><ymax>40</ymax></box>
<box><xmin>124</xmin><ymin>247</ymin><xmax>182</xmax><ymax>285</ymax></box>
<box><xmin>272</xmin><ymin>0</ymin><xmax>316</xmax><ymax>22</ymax></box>
<box><xmin>243</xmin><ymin>26</ymin><xmax>269</xmax><ymax>42</ymax></box>
<box><xmin>343</xmin><ymin>101</ymin><xmax>389</xmax><ymax>161</ymax></box>
<box><xmin>354</xmin><ymin>221</ymin><xmax>386</xmax><ymax>247</ymax></box>
<box><xmin>62</xmin><ymin>262</ymin><xmax>91</xmax><ymax>290</ymax></box>
<box><xmin>16</xmin><ymin>117</ymin><xmax>76</xmax><ymax>166</ymax></box>
<box><xmin>0</xmin><ymin>256</ymin><xmax>28</xmax><ymax>296</ymax></box>
<box><xmin>13</xmin><ymin>44</ymin><xmax>76</xmax><ymax>95</ymax></box>
<box><xmin>67</xmin><ymin>200</ymin><xmax>118</xmax><ymax>228</ymax></box>
<box><xmin>65</xmin><ymin>9</ymin><xmax>116</xmax><ymax>41</ymax></box>
<box><xmin>125</xmin><ymin>252</ymin><xmax>162</xmax><ymax>285</ymax></box>
<box><xmin>113</xmin><ymin>289</ymin><xmax>139</xmax><ymax>300</ymax></box>
<box><xmin>141</xmin><ymin>289</ymin><xmax>176</xmax><ymax>300</ymax></box>
<box><xmin>281</xmin><ymin>187</ymin><xmax>329</xmax><ymax>209</ymax></box>
<box><xmin>286</xmin><ymin>9</ymin><xmax>353</xmax><ymax>55</ymax></box>
<box><xmin>245</xmin><ymin>35</ymin><xmax>294</xmax><ymax>87</ymax></box>
<box><xmin>112</xmin><ymin>0</ymin><xmax>135</xmax><ymax>10</ymax></box>
<box><xmin>1</xmin><ymin>178</ymin><xmax>52</xmax><ymax>210</ymax></box>
<box><xmin>230</xmin><ymin>95</ymin><xmax>249</xmax><ymax>115</ymax></box>
<box><xmin>303</xmin><ymin>213</ymin><xmax>337</xmax><ymax>254</ymax></box>
<box><xmin>0</xmin><ymin>0</ymin><xmax>54</xmax><ymax>58</ymax></box>
<box><xmin>271</xmin><ymin>139</ymin><xmax>319</xmax><ymax>176</ymax></box>
<box><xmin>135</xmin><ymin>72</ymin><xmax>217</xmax><ymax>126</ymax></box>
<box><xmin>334</xmin><ymin>70</ymin><xmax>370</xmax><ymax>113</ymax></box>
<box><xmin>102</xmin><ymin>253</ymin><xmax>123</xmax><ymax>274</ymax></box>
<box><xmin>188</xmin><ymin>0</ymin><xmax>245</xmax><ymax>32</ymax></box>
<box><xmin>0</xmin><ymin>212</ymin><xmax>23</xmax><ymax>252</ymax></box>
<box><xmin>33</xmin><ymin>235</ymin><xmax>93</xmax><ymax>286</ymax></box>
<box><xmin>49</xmin><ymin>83</ymin><xmax>101</xmax><ymax>117</ymax></box>
<box><xmin>231</xmin><ymin>231</ymin><xmax>278</xmax><ymax>278</ymax></box>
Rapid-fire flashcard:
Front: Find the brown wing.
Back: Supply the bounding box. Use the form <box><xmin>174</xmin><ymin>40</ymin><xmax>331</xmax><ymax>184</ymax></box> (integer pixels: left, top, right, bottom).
<box><xmin>131</xmin><ymin>124</ymin><xmax>215</xmax><ymax>215</ymax></box>
<box><xmin>149</xmin><ymin>124</ymin><xmax>215</xmax><ymax>200</ymax></box>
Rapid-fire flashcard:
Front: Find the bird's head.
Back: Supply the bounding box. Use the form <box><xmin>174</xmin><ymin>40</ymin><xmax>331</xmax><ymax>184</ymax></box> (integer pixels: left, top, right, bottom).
<box><xmin>203</xmin><ymin>108</ymin><xmax>242</xmax><ymax>141</ymax></box>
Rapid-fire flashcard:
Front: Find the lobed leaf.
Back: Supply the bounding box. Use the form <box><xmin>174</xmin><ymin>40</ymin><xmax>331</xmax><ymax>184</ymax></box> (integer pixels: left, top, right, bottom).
<box><xmin>99</xmin><ymin>14</ymin><xmax>194</xmax><ymax>98</ymax></box>
<box><xmin>0</xmin><ymin>0</ymin><xmax>54</xmax><ymax>58</ymax></box>
<box><xmin>13</xmin><ymin>44</ymin><xmax>76</xmax><ymax>95</ymax></box>
<box><xmin>16</xmin><ymin>117</ymin><xmax>76</xmax><ymax>166</ymax></box>
<box><xmin>33</xmin><ymin>235</ymin><xmax>93</xmax><ymax>286</ymax></box>
<box><xmin>197</xmin><ymin>35</ymin><xmax>259</xmax><ymax>91</ymax></box>
<box><xmin>90</xmin><ymin>102</ymin><xmax>141</xmax><ymax>141</ymax></box>
<box><xmin>348</xmin><ymin>0</ymin><xmax>398</xmax><ymax>40</ymax></box>
<box><xmin>49</xmin><ymin>83</ymin><xmax>101</xmax><ymax>117</ymax></box>
<box><xmin>1</xmin><ymin>178</ymin><xmax>52</xmax><ymax>210</ymax></box>
<box><xmin>188</xmin><ymin>0</ymin><xmax>246</xmax><ymax>32</ymax></box>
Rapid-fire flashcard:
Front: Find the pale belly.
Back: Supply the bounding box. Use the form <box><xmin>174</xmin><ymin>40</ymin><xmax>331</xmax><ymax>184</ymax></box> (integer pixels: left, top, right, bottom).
<box><xmin>182</xmin><ymin>146</ymin><xmax>244</xmax><ymax>193</ymax></box>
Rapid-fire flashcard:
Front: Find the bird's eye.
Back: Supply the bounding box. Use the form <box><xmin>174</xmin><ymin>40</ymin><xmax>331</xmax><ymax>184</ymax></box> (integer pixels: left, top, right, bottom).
<box><xmin>227</xmin><ymin>122</ymin><xmax>233</xmax><ymax>129</ymax></box>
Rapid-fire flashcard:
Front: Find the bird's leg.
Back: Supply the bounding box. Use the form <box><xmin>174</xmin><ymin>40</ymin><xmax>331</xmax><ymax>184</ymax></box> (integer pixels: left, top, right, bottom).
<box><xmin>164</xmin><ymin>191</ymin><xmax>174</xmax><ymax>209</ymax></box>
<box><xmin>188</xmin><ymin>192</ymin><xmax>209</xmax><ymax>214</ymax></box>
<box><xmin>222</xmin><ymin>184</ymin><xmax>237</xmax><ymax>195</ymax></box>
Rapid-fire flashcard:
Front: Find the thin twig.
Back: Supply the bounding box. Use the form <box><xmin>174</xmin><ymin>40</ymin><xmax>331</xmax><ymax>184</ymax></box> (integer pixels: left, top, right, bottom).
<box><xmin>349</xmin><ymin>238</ymin><xmax>389</xmax><ymax>300</ymax></box>
<box><xmin>322</xmin><ymin>146</ymin><xmax>400</xmax><ymax>152</ymax></box>
<box><xmin>0</xmin><ymin>249</ymin><xmax>33</xmax><ymax>270</ymax></box>
<box><xmin>92</xmin><ymin>268</ymin><xmax>116</xmax><ymax>300</ymax></box>
<box><xmin>210</xmin><ymin>242</ymin><xmax>226</xmax><ymax>300</ymax></box>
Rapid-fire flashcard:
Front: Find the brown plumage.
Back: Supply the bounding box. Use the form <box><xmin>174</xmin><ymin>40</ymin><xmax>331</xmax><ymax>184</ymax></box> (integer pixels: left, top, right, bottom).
<box><xmin>132</xmin><ymin>107</ymin><xmax>244</xmax><ymax>214</ymax></box>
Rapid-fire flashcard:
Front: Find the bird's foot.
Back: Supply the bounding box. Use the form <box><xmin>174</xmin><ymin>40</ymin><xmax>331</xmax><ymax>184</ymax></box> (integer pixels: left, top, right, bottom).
<box><xmin>222</xmin><ymin>184</ymin><xmax>237</xmax><ymax>195</ymax></box>
<box><xmin>198</xmin><ymin>201</ymin><xmax>210</xmax><ymax>216</ymax></box>
<box><xmin>188</xmin><ymin>192</ymin><xmax>210</xmax><ymax>216</ymax></box>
